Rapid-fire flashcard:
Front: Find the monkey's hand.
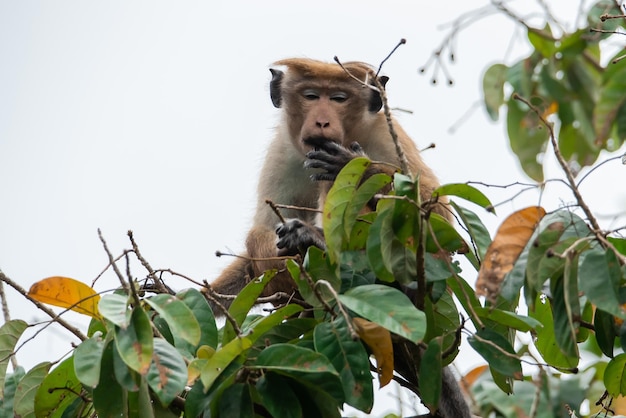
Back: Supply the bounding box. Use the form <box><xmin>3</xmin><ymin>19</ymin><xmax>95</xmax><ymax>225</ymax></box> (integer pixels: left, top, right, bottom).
<box><xmin>276</xmin><ymin>218</ymin><xmax>326</xmax><ymax>256</ymax></box>
<box><xmin>303</xmin><ymin>137</ymin><xmax>366</xmax><ymax>182</ymax></box>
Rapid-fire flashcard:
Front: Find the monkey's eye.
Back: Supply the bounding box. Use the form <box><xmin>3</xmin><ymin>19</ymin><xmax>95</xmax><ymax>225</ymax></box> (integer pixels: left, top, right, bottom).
<box><xmin>330</xmin><ymin>92</ymin><xmax>348</xmax><ymax>103</ymax></box>
<box><xmin>302</xmin><ymin>90</ymin><xmax>320</xmax><ymax>101</ymax></box>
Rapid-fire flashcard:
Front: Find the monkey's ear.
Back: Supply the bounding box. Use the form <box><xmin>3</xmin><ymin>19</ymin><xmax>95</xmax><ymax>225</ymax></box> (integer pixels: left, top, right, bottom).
<box><xmin>269</xmin><ymin>68</ymin><xmax>284</xmax><ymax>108</ymax></box>
<box><xmin>369</xmin><ymin>75</ymin><xmax>390</xmax><ymax>113</ymax></box>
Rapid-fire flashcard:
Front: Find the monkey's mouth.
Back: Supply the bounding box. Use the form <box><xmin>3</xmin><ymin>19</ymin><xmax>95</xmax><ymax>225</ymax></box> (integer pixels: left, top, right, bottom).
<box><xmin>303</xmin><ymin>136</ymin><xmax>341</xmax><ymax>152</ymax></box>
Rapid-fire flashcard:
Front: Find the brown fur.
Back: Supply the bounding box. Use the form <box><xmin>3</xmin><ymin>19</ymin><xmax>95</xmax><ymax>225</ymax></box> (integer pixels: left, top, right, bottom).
<box><xmin>210</xmin><ymin>58</ymin><xmax>446</xmax><ymax>307</ymax></box>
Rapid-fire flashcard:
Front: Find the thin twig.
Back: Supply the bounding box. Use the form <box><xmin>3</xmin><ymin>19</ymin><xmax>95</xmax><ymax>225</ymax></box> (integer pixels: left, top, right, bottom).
<box><xmin>466</xmin><ymin>330</ymin><xmax>578</xmax><ymax>373</ymax></box>
<box><xmin>128</xmin><ymin>230</ymin><xmax>170</xmax><ymax>294</ymax></box>
<box><xmin>91</xmin><ymin>251</ymin><xmax>129</xmax><ymax>287</ymax></box>
<box><xmin>0</xmin><ymin>271</ymin><xmax>18</xmax><ymax>370</ymax></box>
<box><xmin>269</xmin><ymin>203</ymin><xmax>321</xmax><ymax>214</ymax></box>
<box><xmin>375</xmin><ymin>38</ymin><xmax>406</xmax><ymax>77</ymax></box>
<box><xmin>265</xmin><ymin>199</ymin><xmax>287</xmax><ymax>224</ymax></box>
<box><xmin>97</xmin><ymin>229</ymin><xmax>129</xmax><ymax>293</ymax></box>
<box><xmin>334</xmin><ymin>54</ymin><xmax>411</xmax><ymax>176</ymax></box>
<box><xmin>315</xmin><ymin>280</ymin><xmax>358</xmax><ymax>340</ymax></box>
<box><xmin>298</xmin><ymin>263</ymin><xmax>335</xmax><ymax>316</ymax></box>
<box><xmin>202</xmin><ymin>282</ymin><xmax>243</xmax><ymax>336</ymax></box>
<box><xmin>97</xmin><ymin>229</ymin><xmax>141</xmax><ymax>307</ymax></box>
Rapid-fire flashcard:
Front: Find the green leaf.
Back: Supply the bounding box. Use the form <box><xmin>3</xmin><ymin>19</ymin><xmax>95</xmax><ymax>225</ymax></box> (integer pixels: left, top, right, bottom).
<box><xmin>450</xmin><ymin>201</ymin><xmax>492</xmax><ymax>263</ymax></box>
<box><xmin>74</xmin><ymin>333</ymin><xmax>106</xmax><ymax>388</ymax></box>
<box><xmin>219</xmin><ymin>383</ymin><xmax>253</xmax><ymax>418</ymax></box>
<box><xmin>604</xmin><ymin>353</ymin><xmax>626</xmax><ymax>397</ymax></box>
<box><xmin>424</xmin><ymin>252</ymin><xmax>460</xmax><ymax>283</ymax></box>
<box><xmin>147</xmin><ymin>339</ymin><xmax>187</xmax><ymax>406</ymax></box>
<box><xmin>518</xmin><ymin>210</ymin><xmax>590</xmax><ymax>306</ymax></box>
<box><xmin>244</xmin><ymin>304</ymin><xmax>303</xmax><ymax>343</ymax></box>
<box><xmin>426</xmin><ymin>212</ymin><xmax>467</xmax><ymax>253</ymax></box>
<box><xmin>594</xmin><ymin>63</ymin><xmax>626</xmax><ymax>146</ymax></box>
<box><xmin>252</xmin><ymin>317</ymin><xmax>317</xmax><ymax>350</ymax></box>
<box><xmin>433</xmin><ymin>183</ymin><xmax>493</xmax><ymax>211</ymax></box>
<box><xmin>255</xmin><ymin>344</ymin><xmax>338</xmax><ymax>374</ymax></box>
<box><xmin>530</xmin><ymin>294</ymin><xmax>578</xmax><ymax>369</ymax></box>
<box><xmin>293</xmin><ymin>247</ymin><xmax>340</xmax><ymax>310</ymax></box>
<box><xmin>507</xmin><ymin>56</ymin><xmax>536</xmax><ymax>98</ymax></box>
<box><xmin>550</xmin><ymin>275</ymin><xmax>579</xmax><ymax>359</ymax></box>
<box><xmin>339</xmin><ymin>251</ymin><xmax>377</xmax><ymax>292</ymax></box>
<box><xmin>477</xmin><ymin>308</ymin><xmax>542</xmax><ymax>333</ymax></box>
<box><xmin>186</xmin><ymin>361</ymin><xmax>241</xmax><ymax>418</ymax></box>
<box><xmin>128</xmin><ymin>378</ymin><xmax>155</xmax><ymax>418</ymax></box>
<box><xmin>419</xmin><ymin>338</ymin><xmax>442</xmax><ymax>411</ymax></box>
<box><xmin>114</xmin><ymin>306</ymin><xmax>154</xmax><ymax>375</ymax></box>
<box><xmin>177</xmin><ymin>288</ymin><xmax>219</xmax><ymax>354</ymax></box>
<box><xmin>483</xmin><ymin>63</ymin><xmax>508</xmax><ymax>121</ymax></box>
<box><xmin>98</xmin><ymin>293</ymin><xmax>130</xmax><ymax>328</ymax></box>
<box><xmin>339</xmin><ymin>284</ymin><xmax>426</xmax><ymax>343</ymax></box>
<box><xmin>314</xmin><ymin>319</ymin><xmax>373</xmax><ymax>412</ymax></box>
<box><xmin>526</xmin><ymin>221</ymin><xmax>567</xmax><ymax>293</ymax></box>
<box><xmin>423</xmin><ymin>291</ymin><xmax>461</xmax><ymax>361</ymax></box>
<box><xmin>112</xmin><ymin>341</ymin><xmax>141</xmax><ymax>391</ymax></box>
<box><xmin>609</xmin><ymin>236</ymin><xmax>626</xmax><ymax>256</ymax></box>
<box><xmin>145</xmin><ymin>294</ymin><xmax>201</xmax><ymax>347</ymax></box>
<box><xmin>0</xmin><ymin>319</ymin><xmax>28</xmax><ymax>398</ymax></box>
<box><xmin>93</xmin><ymin>342</ymin><xmax>125</xmax><ymax>417</ymax></box>
<box><xmin>588</xmin><ymin>0</ymin><xmax>623</xmax><ymax>40</ymax></box>
<box><xmin>256</xmin><ymin>373</ymin><xmax>302</xmax><ymax>418</ymax></box>
<box><xmin>594</xmin><ymin>308</ymin><xmax>616</xmax><ymax>358</ymax></box>
<box><xmin>0</xmin><ymin>367</ymin><xmax>25</xmax><ymax>418</ymax></box>
<box><xmin>254</xmin><ymin>344</ymin><xmax>344</xmax><ymax>404</ymax></box>
<box><xmin>468</xmin><ymin>329</ymin><xmax>522</xmax><ymax>379</ymax></box>
<box><xmin>366</xmin><ymin>200</ymin><xmax>395</xmax><ymax>282</ymax></box>
<box><xmin>222</xmin><ymin>270</ymin><xmax>275</xmax><ymax>344</ymax></box>
<box><xmin>34</xmin><ymin>356</ymin><xmax>83</xmax><ymax>418</ymax></box>
<box><xmin>201</xmin><ymin>336</ymin><xmax>252</xmax><ymax>390</ymax></box>
<box><xmin>13</xmin><ymin>362</ymin><xmax>51</xmax><ymax>418</ymax></box>
<box><xmin>593</xmin><ymin>309</ymin><xmax>617</xmax><ymax>358</ymax></box>
<box><xmin>579</xmin><ymin>247</ymin><xmax>626</xmax><ymax>319</ymax></box>
<box><xmin>527</xmin><ymin>25</ymin><xmax>557</xmax><ymax>56</ymax></box>
<box><xmin>447</xmin><ymin>275</ymin><xmax>482</xmax><ymax>330</ymax></box>
<box><xmin>388</xmin><ymin>238</ymin><xmax>417</xmax><ymax>285</ymax></box>
<box><xmin>343</xmin><ymin>172</ymin><xmax>391</xmax><ymax>241</ymax></box>
<box><xmin>506</xmin><ymin>96</ymin><xmax>548</xmax><ymax>182</ymax></box>
<box><xmin>324</xmin><ymin>157</ymin><xmax>371</xmax><ymax>262</ymax></box>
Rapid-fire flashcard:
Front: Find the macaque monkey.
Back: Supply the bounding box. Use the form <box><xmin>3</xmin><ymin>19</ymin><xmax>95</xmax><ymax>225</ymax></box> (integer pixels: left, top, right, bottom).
<box><xmin>209</xmin><ymin>58</ymin><xmax>470</xmax><ymax>418</ymax></box>
<box><xmin>211</xmin><ymin>58</ymin><xmax>447</xmax><ymax>304</ymax></box>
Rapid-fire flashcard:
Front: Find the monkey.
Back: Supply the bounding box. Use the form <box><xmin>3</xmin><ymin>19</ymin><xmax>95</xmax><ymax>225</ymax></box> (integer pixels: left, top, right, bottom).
<box><xmin>211</xmin><ymin>58</ymin><xmax>447</xmax><ymax>305</ymax></box>
<box><xmin>209</xmin><ymin>58</ymin><xmax>471</xmax><ymax>418</ymax></box>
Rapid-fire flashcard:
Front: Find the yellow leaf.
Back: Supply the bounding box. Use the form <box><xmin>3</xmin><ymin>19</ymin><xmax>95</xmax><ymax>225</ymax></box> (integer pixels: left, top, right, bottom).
<box><xmin>462</xmin><ymin>364</ymin><xmax>488</xmax><ymax>389</ymax></box>
<box><xmin>542</xmin><ymin>101</ymin><xmax>558</xmax><ymax>119</ymax></box>
<box><xmin>187</xmin><ymin>358</ymin><xmax>206</xmax><ymax>386</ymax></box>
<box><xmin>28</xmin><ymin>276</ymin><xmax>101</xmax><ymax>319</ymax></box>
<box><xmin>476</xmin><ymin>206</ymin><xmax>546</xmax><ymax>303</ymax></box>
<box><xmin>353</xmin><ymin>317</ymin><xmax>394</xmax><ymax>388</ymax></box>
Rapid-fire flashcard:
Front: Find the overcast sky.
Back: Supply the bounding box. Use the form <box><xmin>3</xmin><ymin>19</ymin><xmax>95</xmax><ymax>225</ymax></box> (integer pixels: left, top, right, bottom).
<box><xmin>1</xmin><ymin>1</ymin><xmax>625</xmax><ymax>415</ymax></box>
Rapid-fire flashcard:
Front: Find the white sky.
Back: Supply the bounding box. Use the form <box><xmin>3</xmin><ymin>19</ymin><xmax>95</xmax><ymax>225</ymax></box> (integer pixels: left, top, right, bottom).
<box><xmin>1</xmin><ymin>1</ymin><xmax>625</xmax><ymax>416</ymax></box>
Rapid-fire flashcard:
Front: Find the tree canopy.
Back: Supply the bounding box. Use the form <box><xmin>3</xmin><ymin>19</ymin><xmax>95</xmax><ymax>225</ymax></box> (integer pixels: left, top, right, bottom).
<box><xmin>1</xmin><ymin>1</ymin><xmax>626</xmax><ymax>417</ymax></box>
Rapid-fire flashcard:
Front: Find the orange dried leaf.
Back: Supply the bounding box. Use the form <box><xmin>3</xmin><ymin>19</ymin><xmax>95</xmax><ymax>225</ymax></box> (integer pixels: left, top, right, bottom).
<box><xmin>28</xmin><ymin>276</ymin><xmax>101</xmax><ymax>319</ymax></box>
<box><xmin>353</xmin><ymin>317</ymin><xmax>394</xmax><ymax>388</ymax></box>
<box><xmin>476</xmin><ymin>206</ymin><xmax>546</xmax><ymax>302</ymax></box>
<box><xmin>462</xmin><ymin>364</ymin><xmax>489</xmax><ymax>388</ymax></box>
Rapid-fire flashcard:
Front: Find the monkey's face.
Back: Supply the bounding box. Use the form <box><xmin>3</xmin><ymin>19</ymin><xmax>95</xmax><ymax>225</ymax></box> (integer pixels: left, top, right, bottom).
<box><xmin>286</xmin><ymin>82</ymin><xmax>376</xmax><ymax>156</ymax></box>
<box><xmin>270</xmin><ymin>59</ymin><xmax>388</xmax><ymax>157</ymax></box>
